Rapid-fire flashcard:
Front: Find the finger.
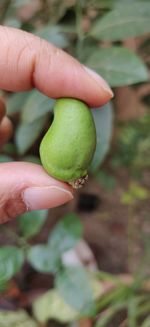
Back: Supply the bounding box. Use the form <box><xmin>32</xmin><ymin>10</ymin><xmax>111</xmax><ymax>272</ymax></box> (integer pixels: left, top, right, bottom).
<box><xmin>0</xmin><ymin>162</ymin><xmax>73</xmax><ymax>223</ymax></box>
<box><xmin>0</xmin><ymin>26</ymin><xmax>113</xmax><ymax>108</ymax></box>
<box><xmin>0</xmin><ymin>98</ymin><xmax>6</xmax><ymax>122</ymax></box>
<box><xmin>0</xmin><ymin>117</ymin><xmax>13</xmax><ymax>148</ymax></box>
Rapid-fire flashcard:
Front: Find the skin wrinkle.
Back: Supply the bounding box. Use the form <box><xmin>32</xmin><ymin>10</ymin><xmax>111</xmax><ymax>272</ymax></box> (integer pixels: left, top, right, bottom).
<box><xmin>16</xmin><ymin>43</ymin><xmax>30</xmax><ymax>76</ymax></box>
<box><xmin>32</xmin><ymin>38</ymin><xmax>56</xmax><ymax>89</ymax></box>
<box><xmin>2</xmin><ymin>191</ymin><xmax>27</xmax><ymax>222</ymax></box>
<box><xmin>0</xmin><ymin>181</ymin><xmax>30</xmax><ymax>222</ymax></box>
<box><xmin>15</xmin><ymin>42</ymin><xmax>37</xmax><ymax>90</ymax></box>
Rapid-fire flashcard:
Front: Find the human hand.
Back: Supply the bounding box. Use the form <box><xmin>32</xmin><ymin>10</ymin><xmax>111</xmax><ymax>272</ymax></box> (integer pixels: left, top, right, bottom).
<box><xmin>0</xmin><ymin>26</ymin><xmax>113</xmax><ymax>223</ymax></box>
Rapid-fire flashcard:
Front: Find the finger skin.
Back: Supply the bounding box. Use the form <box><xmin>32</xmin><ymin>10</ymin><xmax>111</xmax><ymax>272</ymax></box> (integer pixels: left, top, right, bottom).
<box><xmin>0</xmin><ymin>27</ymin><xmax>113</xmax><ymax>223</ymax></box>
<box><xmin>0</xmin><ymin>26</ymin><xmax>113</xmax><ymax>107</ymax></box>
<box><xmin>0</xmin><ymin>162</ymin><xmax>73</xmax><ymax>223</ymax></box>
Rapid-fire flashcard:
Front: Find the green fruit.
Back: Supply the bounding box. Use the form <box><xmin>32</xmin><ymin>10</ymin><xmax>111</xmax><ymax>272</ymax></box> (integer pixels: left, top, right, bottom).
<box><xmin>40</xmin><ymin>98</ymin><xmax>96</xmax><ymax>188</ymax></box>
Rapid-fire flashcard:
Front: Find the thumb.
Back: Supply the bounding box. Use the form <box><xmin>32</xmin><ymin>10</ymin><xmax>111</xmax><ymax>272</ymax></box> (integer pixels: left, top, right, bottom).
<box><xmin>0</xmin><ymin>162</ymin><xmax>73</xmax><ymax>223</ymax></box>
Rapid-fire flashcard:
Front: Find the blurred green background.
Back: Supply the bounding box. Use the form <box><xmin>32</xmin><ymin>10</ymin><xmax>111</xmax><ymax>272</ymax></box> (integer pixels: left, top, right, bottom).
<box><xmin>0</xmin><ymin>1</ymin><xmax>150</xmax><ymax>326</ymax></box>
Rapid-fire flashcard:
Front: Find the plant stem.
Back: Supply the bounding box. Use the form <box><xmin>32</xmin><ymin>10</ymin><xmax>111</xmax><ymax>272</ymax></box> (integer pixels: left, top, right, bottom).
<box><xmin>0</xmin><ymin>226</ymin><xmax>29</xmax><ymax>251</ymax></box>
<box><xmin>127</xmin><ymin>205</ymin><xmax>134</xmax><ymax>272</ymax></box>
<box><xmin>75</xmin><ymin>0</ymin><xmax>84</xmax><ymax>60</ymax></box>
<box><xmin>0</xmin><ymin>0</ymin><xmax>12</xmax><ymax>24</ymax></box>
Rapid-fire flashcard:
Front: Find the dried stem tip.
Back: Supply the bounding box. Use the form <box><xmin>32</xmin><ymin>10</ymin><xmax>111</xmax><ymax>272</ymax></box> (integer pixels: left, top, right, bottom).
<box><xmin>68</xmin><ymin>175</ymin><xmax>88</xmax><ymax>189</ymax></box>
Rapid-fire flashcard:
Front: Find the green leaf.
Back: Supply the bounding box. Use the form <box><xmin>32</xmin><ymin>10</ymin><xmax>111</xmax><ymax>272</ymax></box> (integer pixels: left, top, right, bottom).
<box><xmin>95</xmin><ymin>302</ymin><xmax>127</xmax><ymax>327</ymax></box>
<box><xmin>4</xmin><ymin>18</ymin><xmax>21</xmax><ymax>28</ymax></box>
<box><xmin>121</xmin><ymin>182</ymin><xmax>149</xmax><ymax>205</ymax></box>
<box><xmin>88</xmin><ymin>0</ymin><xmax>118</xmax><ymax>10</ymax></box>
<box><xmin>33</xmin><ymin>276</ymin><xmax>102</xmax><ymax>323</ymax></box>
<box><xmin>33</xmin><ymin>289</ymin><xmax>78</xmax><ymax>323</ymax></box>
<box><xmin>7</xmin><ymin>92</ymin><xmax>29</xmax><ymax>116</ymax></box>
<box><xmin>141</xmin><ymin>316</ymin><xmax>150</xmax><ymax>327</ymax></box>
<box><xmin>14</xmin><ymin>0</ymin><xmax>32</xmax><ymax>6</ymax></box>
<box><xmin>90</xmin><ymin>2</ymin><xmax>150</xmax><ymax>41</ymax></box>
<box><xmin>22</xmin><ymin>155</ymin><xmax>41</xmax><ymax>164</ymax></box>
<box><xmin>0</xmin><ymin>310</ymin><xmax>38</xmax><ymax>327</ymax></box>
<box><xmin>0</xmin><ymin>246</ymin><xmax>24</xmax><ymax>283</ymax></box>
<box><xmin>128</xmin><ymin>298</ymin><xmax>138</xmax><ymax>327</ymax></box>
<box><xmin>55</xmin><ymin>266</ymin><xmax>95</xmax><ymax>316</ymax></box>
<box><xmin>48</xmin><ymin>213</ymin><xmax>83</xmax><ymax>255</ymax></box>
<box><xmin>22</xmin><ymin>90</ymin><xmax>54</xmax><ymax>123</ymax></box>
<box><xmin>3</xmin><ymin>142</ymin><xmax>17</xmax><ymax>156</ymax></box>
<box><xmin>27</xmin><ymin>245</ymin><xmax>60</xmax><ymax>273</ymax></box>
<box><xmin>96</xmin><ymin>170</ymin><xmax>116</xmax><ymax>190</ymax></box>
<box><xmin>90</xmin><ymin>103</ymin><xmax>113</xmax><ymax>171</ymax></box>
<box><xmin>15</xmin><ymin>116</ymin><xmax>47</xmax><ymax>154</ymax></box>
<box><xmin>86</xmin><ymin>46</ymin><xmax>149</xmax><ymax>86</ymax></box>
<box><xmin>35</xmin><ymin>25</ymin><xmax>69</xmax><ymax>48</ymax></box>
<box><xmin>18</xmin><ymin>210</ymin><xmax>48</xmax><ymax>240</ymax></box>
<box><xmin>0</xmin><ymin>155</ymin><xmax>13</xmax><ymax>163</ymax></box>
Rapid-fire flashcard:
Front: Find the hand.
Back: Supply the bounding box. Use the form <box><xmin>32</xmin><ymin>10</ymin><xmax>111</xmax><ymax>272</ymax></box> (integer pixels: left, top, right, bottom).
<box><xmin>0</xmin><ymin>26</ymin><xmax>113</xmax><ymax>223</ymax></box>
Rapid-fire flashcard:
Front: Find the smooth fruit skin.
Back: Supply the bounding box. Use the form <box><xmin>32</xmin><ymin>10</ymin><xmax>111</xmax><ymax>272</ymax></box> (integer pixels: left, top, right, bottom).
<box><xmin>40</xmin><ymin>98</ymin><xmax>96</xmax><ymax>184</ymax></box>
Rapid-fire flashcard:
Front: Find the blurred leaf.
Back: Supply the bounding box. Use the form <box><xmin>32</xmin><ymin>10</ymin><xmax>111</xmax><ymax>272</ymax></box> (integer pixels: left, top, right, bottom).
<box><xmin>4</xmin><ymin>17</ymin><xmax>21</xmax><ymax>28</ymax></box>
<box><xmin>7</xmin><ymin>92</ymin><xmax>29</xmax><ymax>116</ymax></box>
<box><xmin>27</xmin><ymin>244</ymin><xmax>60</xmax><ymax>273</ymax></box>
<box><xmin>0</xmin><ymin>155</ymin><xmax>13</xmax><ymax>163</ymax></box>
<box><xmin>128</xmin><ymin>298</ymin><xmax>138</xmax><ymax>327</ymax></box>
<box><xmin>95</xmin><ymin>170</ymin><xmax>116</xmax><ymax>190</ymax></box>
<box><xmin>22</xmin><ymin>155</ymin><xmax>41</xmax><ymax>164</ymax></box>
<box><xmin>22</xmin><ymin>90</ymin><xmax>54</xmax><ymax>123</ymax></box>
<box><xmin>0</xmin><ymin>246</ymin><xmax>24</xmax><ymax>283</ymax></box>
<box><xmin>33</xmin><ymin>276</ymin><xmax>102</xmax><ymax>323</ymax></box>
<box><xmin>15</xmin><ymin>116</ymin><xmax>47</xmax><ymax>155</ymax></box>
<box><xmin>35</xmin><ymin>25</ymin><xmax>69</xmax><ymax>48</ymax></box>
<box><xmin>141</xmin><ymin>316</ymin><xmax>150</xmax><ymax>327</ymax></box>
<box><xmin>121</xmin><ymin>182</ymin><xmax>149</xmax><ymax>205</ymax></box>
<box><xmin>90</xmin><ymin>2</ymin><xmax>150</xmax><ymax>41</ymax></box>
<box><xmin>88</xmin><ymin>0</ymin><xmax>118</xmax><ymax>9</ymax></box>
<box><xmin>95</xmin><ymin>302</ymin><xmax>127</xmax><ymax>327</ymax></box>
<box><xmin>48</xmin><ymin>213</ymin><xmax>83</xmax><ymax>255</ymax></box>
<box><xmin>33</xmin><ymin>289</ymin><xmax>78</xmax><ymax>323</ymax></box>
<box><xmin>0</xmin><ymin>310</ymin><xmax>38</xmax><ymax>327</ymax></box>
<box><xmin>14</xmin><ymin>0</ymin><xmax>32</xmax><ymax>6</ymax></box>
<box><xmin>86</xmin><ymin>46</ymin><xmax>149</xmax><ymax>86</ymax></box>
<box><xmin>3</xmin><ymin>142</ymin><xmax>17</xmax><ymax>155</ymax></box>
<box><xmin>18</xmin><ymin>210</ymin><xmax>48</xmax><ymax>240</ymax></box>
<box><xmin>56</xmin><ymin>266</ymin><xmax>96</xmax><ymax>316</ymax></box>
<box><xmin>90</xmin><ymin>103</ymin><xmax>113</xmax><ymax>171</ymax></box>
<box><xmin>138</xmin><ymin>298</ymin><xmax>150</xmax><ymax>317</ymax></box>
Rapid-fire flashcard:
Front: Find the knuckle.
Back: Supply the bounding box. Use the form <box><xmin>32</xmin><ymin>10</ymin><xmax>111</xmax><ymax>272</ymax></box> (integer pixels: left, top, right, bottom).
<box><xmin>37</xmin><ymin>37</ymin><xmax>61</xmax><ymax>70</ymax></box>
<box><xmin>0</xmin><ymin>192</ymin><xmax>27</xmax><ymax>223</ymax></box>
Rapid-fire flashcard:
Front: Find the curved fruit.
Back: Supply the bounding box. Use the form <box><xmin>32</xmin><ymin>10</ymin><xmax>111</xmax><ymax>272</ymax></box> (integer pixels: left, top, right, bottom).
<box><xmin>40</xmin><ymin>98</ymin><xmax>96</xmax><ymax>188</ymax></box>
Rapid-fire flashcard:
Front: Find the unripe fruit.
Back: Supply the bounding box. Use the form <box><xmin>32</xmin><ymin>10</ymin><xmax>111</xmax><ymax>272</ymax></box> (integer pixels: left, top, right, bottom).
<box><xmin>40</xmin><ymin>98</ymin><xmax>96</xmax><ymax>188</ymax></box>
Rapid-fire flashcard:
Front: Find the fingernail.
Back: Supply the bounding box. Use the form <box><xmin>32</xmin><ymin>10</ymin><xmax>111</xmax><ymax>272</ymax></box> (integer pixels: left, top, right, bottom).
<box><xmin>23</xmin><ymin>186</ymin><xmax>73</xmax><ymax>210</ymax></box>
<box><xmin>83</xmin><ymin>66</ymin><xmax>114</xmax><ymax>98</ymax></box>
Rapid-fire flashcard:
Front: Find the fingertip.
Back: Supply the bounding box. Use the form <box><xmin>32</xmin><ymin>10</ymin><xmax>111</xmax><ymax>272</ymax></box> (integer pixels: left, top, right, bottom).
<box><xmin>23</xmin><ymin>185</ymin><xmax>73</xmax><ymax>211</ymax></box>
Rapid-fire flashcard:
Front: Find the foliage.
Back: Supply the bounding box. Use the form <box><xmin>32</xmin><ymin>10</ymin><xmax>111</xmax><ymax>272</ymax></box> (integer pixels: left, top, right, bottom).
<box><xmin>121</xmin><ymin>182</ymin><xmax>149</xmax><ymax>206</ymax></box>
<box><xmin>0</xmin><ymin>0</ymin><xmax>150</xmax><ymax>326</ymax></box>
<box><xmin>1</xmin><ymin>0</ymin><xmax>149</xmax><ymax>170</ymax></box>
<box><xmin>0</xmin><ymin>310</ymin><xmax>38</xmax><ymax>327</ymax></box>
<box><xmin>0</xmin><ymin>213</ymin><xmax>95</xmax><ymax>316</ymax></box>
<box><xmin>111</xmin><ymin>114</ymin><xmax>150</xmax><ymax>173</ymax></box>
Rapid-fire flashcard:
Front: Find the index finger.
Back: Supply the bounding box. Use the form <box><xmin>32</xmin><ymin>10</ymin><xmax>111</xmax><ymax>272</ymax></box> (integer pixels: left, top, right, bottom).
<box><xmin>0</xmin><ymin>26</ymin><xmax>113</xmax><ymax>107</ymax></box>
